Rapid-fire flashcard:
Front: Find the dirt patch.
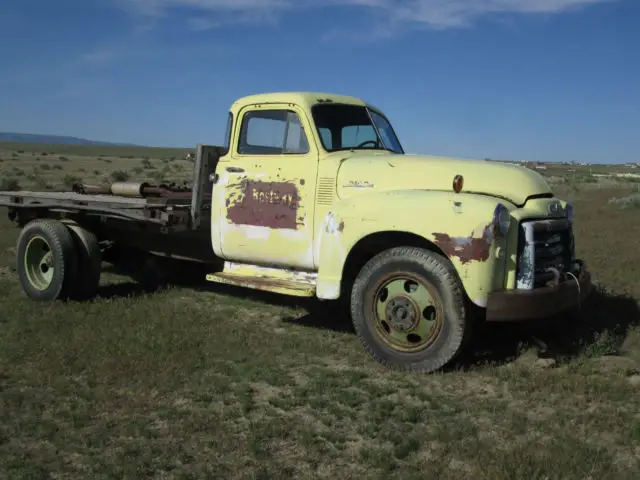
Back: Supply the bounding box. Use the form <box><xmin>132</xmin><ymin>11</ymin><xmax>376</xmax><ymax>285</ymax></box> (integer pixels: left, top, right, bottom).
<box><xmin>0</xmin><ymin>265</ymin><xmax>13</xmax><ymax>278</ymax></box>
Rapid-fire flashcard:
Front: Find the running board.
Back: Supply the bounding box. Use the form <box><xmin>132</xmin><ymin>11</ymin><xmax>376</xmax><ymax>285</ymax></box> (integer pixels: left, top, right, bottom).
<box><xmin>206</xmin><ymin>261</ymin><xmax>317</xmax><ymax>298</ymax></box>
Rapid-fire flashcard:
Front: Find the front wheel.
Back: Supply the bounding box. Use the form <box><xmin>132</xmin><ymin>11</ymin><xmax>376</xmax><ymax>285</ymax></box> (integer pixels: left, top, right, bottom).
<box><xmin>350</xmin><ymin>247</ymin><xmax>469</xmax><ymax>373</ymax></box>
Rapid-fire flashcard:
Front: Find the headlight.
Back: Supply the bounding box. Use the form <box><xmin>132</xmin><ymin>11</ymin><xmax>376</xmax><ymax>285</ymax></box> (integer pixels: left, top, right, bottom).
<box><xmin>565</xmin><ymin>202</ymin><xmax>574</xmax><ymax>224</ymax></box>
<box><xmin>493</xmin><ymin>203</ymin><xmax>511</xmax><ymax>236</ymax></box>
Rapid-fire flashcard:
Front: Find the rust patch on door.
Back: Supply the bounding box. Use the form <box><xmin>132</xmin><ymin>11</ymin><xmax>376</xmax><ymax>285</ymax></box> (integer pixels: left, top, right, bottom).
<box><xmin>433</xmin><ymin>224</ymin><xmax>493</xmax><ymax>264</ymax></box>
<box><xmin>226</xmin><ymin>179</ymin><xmax>302</xmax><ymax>229</ymax></box>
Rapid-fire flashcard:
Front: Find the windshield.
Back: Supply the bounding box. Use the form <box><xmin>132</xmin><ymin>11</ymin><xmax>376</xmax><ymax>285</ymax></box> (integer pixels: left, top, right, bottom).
<box><xmin>311</xmin><ymin>103</ymin><xmax>404</xmax><ymax>154</ymax></box>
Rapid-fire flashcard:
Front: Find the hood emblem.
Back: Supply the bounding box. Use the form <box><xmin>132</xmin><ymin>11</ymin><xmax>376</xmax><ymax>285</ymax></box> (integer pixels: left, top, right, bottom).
<box><xmin>343</xmin><ymin>180</ymin><xmax>374</xmax><ymax>189</ymax></box>
<box><xmin>547</xmin><ymin>201</ymin><xmax>562</xmax><ymax>216</ymax></box>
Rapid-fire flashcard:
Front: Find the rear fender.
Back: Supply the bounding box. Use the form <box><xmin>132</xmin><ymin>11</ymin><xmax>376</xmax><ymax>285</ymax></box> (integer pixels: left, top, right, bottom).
<box><xmin>316</xmin><ymin>190</ymin><xmax>514</xmax><ymax>307</ymax></box>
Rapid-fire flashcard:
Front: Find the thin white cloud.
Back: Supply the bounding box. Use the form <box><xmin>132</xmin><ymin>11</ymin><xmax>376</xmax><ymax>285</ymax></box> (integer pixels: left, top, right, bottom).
<box><xmin>391</xmin><ymin>0</ymin><xmax>612</xmax><ymax>29</ymax></box>
<box><xmin>78</xmin><ymin>42</ymin><xmax>237</xmax><ymax>65</ymax></box>
<box><xmin>121</xmin><ymin>0</ymin><xmax>613</xmax><ymax>31</ymax></box>
<box><xmin>186</xmin><ymin>17</ymin><xmax>221</xmax><ymax>30</ymax></box>
<box><xmin>185</xmin><ymin>8</ymin><xmax>280</xmax><ymax>30</ymax></box>
<box><xmin>79</xmin><ymin>49</ymin><xmax>119</xmax><ymax>66</ymax></box>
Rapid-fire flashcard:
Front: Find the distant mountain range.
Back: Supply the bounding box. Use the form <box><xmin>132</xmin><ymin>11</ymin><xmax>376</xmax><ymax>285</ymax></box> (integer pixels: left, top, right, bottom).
<box><xmin>0</xmin><ymin>132</ymin><xmax>136</xmax><ymax>146</ymax></box>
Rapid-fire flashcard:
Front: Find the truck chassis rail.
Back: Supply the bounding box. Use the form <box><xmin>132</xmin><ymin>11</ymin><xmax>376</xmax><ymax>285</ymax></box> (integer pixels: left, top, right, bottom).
<box><xmin>0</xmin><ymin>190</ymin><xmax>200</xmax><ymax>231</ymax></box>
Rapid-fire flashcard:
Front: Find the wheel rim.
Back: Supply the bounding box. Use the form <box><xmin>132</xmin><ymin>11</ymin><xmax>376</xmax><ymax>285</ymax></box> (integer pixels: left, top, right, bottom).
<box><xmin>370</xmin><ymin>273</ymin><xmax>444</xmax><ymax>353</ymax></box>
<box><xmin>24</xmin><ymin>235</ymin><xmax>55</xmax><ymax>291</ymax></box>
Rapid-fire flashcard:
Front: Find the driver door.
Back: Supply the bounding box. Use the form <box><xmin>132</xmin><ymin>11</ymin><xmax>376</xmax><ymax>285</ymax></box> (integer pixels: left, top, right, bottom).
<box><xmin>214</xmin><ymin>103</ymin><xmax>319</xmax><ymax>269</ymax></box>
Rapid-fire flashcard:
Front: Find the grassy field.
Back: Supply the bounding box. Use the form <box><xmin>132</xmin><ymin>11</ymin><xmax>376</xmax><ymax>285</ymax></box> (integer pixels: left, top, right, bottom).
<box><xmin>0</xmin><ymin>144</ymin><xmax>639</xmax><ymax>479</ymax></box>
<box><xmin>0</xmin><ymin>141</ymin><xmax>188</xmax><ymax>160</ymax></box>
<box><xmin>0</xmin><ymin>142</ymin><xmax>193</xmax><ymax>192</ymax></box>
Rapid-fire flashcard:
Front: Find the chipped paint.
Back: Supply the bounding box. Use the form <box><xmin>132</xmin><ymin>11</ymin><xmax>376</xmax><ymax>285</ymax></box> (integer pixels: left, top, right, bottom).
<box><xmin>226</xmin><ymin>179</ymin><xmax>302</xmax><ymax>230</ymax></box>
<box><xmin>235</xmin><ymin>224</ymin><xmax>272</xmax><ymax>240</ymax></box>
<box><xmin>222</xmin><ymin>261</ymin><xmax>317</xmax><ymax>283</ymax></box>
<box><xmin>433</xmin><ymin>223</ymin><xmax>494</xmax><ymax>265</ymax></box>
<box><xmin>324</xmin><ymin>211</ymin><xmax>342</xmax><ymax>234</ymax></box>
<box><xmin>473</xmin><ymin>296</ymin><xmax>488</xmax><ymax>308</ymax></box>
<box><xmin>208</xmin><ymin>261</ymin><xmax>317</xmax><ymax>297</ymax></box>
<box><xmin>208</xmin><ymin>272</ymin><xmax>316</xmax><ymax>297</ymax></box>
<box><xmin>516</xmin><ymin>221</ymin><xmax>536</xmax><ymax>289</ymax></box>
<box><xmin>316</xmin><ymin>279</ymin><xmax>340</xmax><ymax>300</ymax></box>
<box><xmin>214</xmin><ymin>162</ymin><xmax>314</xmax><ymax>269</ymax></box>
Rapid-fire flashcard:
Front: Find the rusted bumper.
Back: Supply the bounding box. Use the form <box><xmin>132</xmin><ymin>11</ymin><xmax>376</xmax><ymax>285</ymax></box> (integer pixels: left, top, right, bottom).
<box><xmin>485</xmin><ymin>260</ymin><xmax>593</xmax><ymax>322</ymax></box>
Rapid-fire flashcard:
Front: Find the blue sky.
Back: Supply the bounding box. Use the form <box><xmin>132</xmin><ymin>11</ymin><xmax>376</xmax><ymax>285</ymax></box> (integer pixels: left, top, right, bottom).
<box><xmin>0</xmin><ymin>0</ymin><xmax>638</xmax><ymax>163</ymax></box>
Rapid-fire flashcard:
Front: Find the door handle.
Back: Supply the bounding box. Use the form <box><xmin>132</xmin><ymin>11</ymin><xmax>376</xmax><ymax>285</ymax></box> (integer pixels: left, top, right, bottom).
<box><xmin>226</xmin><ymin>166</ymin><xmax>245</xmax><ymax>173</ymax></box>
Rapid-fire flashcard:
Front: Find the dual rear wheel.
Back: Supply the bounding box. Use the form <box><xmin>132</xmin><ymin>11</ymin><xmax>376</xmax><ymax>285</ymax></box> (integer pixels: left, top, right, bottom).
<box><xmin>16</xmin><ymin>219</ymin><xmax>102</xmax><ymax>301</ymax></box>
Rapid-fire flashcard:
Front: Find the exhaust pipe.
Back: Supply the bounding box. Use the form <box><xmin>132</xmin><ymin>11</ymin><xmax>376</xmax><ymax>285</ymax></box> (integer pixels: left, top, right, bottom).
<box><xmin>110</xmin><ymin>182</ymin><xmax>150</xmax><ymax>197</ymax></box>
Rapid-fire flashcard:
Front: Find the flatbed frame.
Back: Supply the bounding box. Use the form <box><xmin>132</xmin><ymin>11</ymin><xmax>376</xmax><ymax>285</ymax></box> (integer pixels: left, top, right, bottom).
<box><xmin>0</xmin><ymin>144</ymin><xmax>223</xmax><ymax>229</ymax></box>
<box><xmin>0</xmin><ymin>144</ymin><xmax>225</xmax><ymax>265</ymax></box>
<box><xmin>0</xmin><ymin>190</ymin><xmax>193</xmax><ymax>229</ymax></box>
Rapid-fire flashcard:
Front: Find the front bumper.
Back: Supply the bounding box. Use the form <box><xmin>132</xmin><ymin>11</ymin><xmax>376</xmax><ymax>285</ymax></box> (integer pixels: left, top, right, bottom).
<box><xmin>485</xmin><ymin>260</ymin><xmax>593</xmax><ymax>322</ymax></box>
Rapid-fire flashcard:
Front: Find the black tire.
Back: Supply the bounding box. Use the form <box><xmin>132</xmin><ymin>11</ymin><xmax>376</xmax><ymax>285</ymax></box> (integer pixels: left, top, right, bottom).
<box><xmin>16</xmin><ymin>219</ymin><xmax>79</xmax><ymax>301</ymax></box>
<box><xmin>65</xmin><ymin>223</ymin><xmax>102</xmax><ymax>300</ymax></box>
<box><xmin>350</xmin><ymin>247</ymin><xmax>468</xmax><ymax>373</ymax></box>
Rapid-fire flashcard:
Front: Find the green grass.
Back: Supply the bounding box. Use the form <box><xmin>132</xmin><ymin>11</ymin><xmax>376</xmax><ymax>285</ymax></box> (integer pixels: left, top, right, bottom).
<box><xmin>609</xmin><ymin>193</ymin><xmax>640</xmax><ymax>209</ymax></box>
<box><xmin>0</xmin><ymin>146</ymin><xmax>639</xmax><ymax>478</ymax></box>
<box><xmin>0</xmin><ymin>142</ymin><xmax>194</xmax><ymax>191</ymax></box>
<box><xmin>0</xmin><ymin>141</ymin><xmax>188</xmax><ymax>159</ymax></box>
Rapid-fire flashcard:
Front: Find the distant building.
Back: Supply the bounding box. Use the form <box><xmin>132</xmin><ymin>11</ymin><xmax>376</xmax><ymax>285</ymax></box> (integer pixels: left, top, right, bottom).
<box><xmin>528</xmin><ymin>162</ymin><xmax>547</xmax><ymax>170</ymax></box>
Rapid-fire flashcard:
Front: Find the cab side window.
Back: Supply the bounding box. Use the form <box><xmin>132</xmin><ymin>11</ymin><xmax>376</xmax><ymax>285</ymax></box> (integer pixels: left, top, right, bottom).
<box><xmin>238</xmin><ymin>109</ymin><xmax>310</xmax><ymax>155</ymax></box>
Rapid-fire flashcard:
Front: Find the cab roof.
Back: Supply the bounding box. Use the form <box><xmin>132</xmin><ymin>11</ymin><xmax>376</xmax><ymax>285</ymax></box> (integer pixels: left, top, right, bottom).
<box><xmin>230</xmin><ymin>91</ymin><xmax>371</xmax><ymax>112</ymax></box>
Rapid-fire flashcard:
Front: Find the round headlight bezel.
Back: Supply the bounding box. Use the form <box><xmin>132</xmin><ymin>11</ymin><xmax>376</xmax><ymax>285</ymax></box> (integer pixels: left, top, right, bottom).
<box><xmin>493</xmin><ymin>203</ymin><xmax>511</xmax><ymax>236</ymax></box>
<box><xmin>565</xmin><ymin>202</ymin><xmax>574</xmax><ymax>224</ymax></box>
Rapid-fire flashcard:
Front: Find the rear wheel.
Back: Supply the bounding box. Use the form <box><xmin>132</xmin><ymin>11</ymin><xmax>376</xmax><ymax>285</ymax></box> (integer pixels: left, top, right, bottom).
<box><xmin>65</xmin><ymin>222</ymin><xmax>102</xmax><ymax>300</ymax></box>
<box><xmin>16</xmin><ymin>219</ymin><xmax>79</xmax><ymax>301</ymax></box>
<box><xmin>350</xmin><ymin>247</ymin><xmax>468</xmax><ymax>373</ymax></box>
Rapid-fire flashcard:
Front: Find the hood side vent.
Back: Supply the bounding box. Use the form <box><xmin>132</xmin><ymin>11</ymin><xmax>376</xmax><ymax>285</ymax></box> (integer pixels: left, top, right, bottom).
<box><xmin>317</xmin><ymin>177</ymin><xmax>335</xmax><ymax>206</ymax></box>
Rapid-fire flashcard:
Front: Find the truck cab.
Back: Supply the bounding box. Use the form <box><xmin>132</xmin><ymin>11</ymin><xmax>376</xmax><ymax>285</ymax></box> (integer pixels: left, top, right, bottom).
<box><xmin>200</xmin><ymin>92</ymin><xmax>592</xmax><ymax>371</ymax></box>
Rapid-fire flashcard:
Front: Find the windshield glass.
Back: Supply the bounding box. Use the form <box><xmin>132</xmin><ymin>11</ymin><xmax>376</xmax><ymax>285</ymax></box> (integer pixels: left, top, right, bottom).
<box><xmin>311</xmin><ymin>103</ymin><xmax>404</xmax><ymax>154</ymax></box>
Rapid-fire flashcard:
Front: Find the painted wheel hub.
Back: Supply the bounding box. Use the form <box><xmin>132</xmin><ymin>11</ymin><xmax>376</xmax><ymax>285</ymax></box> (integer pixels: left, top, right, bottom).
<box><xmin>371</xmin><ymin>274</ymin><xmax>443</xmax><ymax>353</ymax></box>
<box><xmin>24</xmin><ymin>236</ymin><xmax>55</xmax><ymax>291</ymax></box>
<box><xmin>386</xmin><ymin>297</ymin><xmax>418</xmax><ymax>331</ymax></box>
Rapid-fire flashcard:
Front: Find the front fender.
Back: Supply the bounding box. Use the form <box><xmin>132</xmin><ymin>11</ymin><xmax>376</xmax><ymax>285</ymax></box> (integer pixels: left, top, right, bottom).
<box><xmin>316</xmin><ymin>190</ymin><xmax>514</xmax><ymax>307</ymax></box>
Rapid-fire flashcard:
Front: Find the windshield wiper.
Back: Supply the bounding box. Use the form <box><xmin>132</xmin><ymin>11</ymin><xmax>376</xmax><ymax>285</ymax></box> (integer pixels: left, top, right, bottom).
<box><xmin>330</xmin><ymin>146</ymin><xmax>386</xmax><ymax>153</ymax></box>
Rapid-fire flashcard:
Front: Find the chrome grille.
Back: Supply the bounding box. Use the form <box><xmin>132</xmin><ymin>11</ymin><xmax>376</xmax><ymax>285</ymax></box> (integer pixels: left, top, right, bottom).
<box><xmin>516</xmin><ymin>219</ymin><xmax>575</xmax><ymax>289</ymax></box>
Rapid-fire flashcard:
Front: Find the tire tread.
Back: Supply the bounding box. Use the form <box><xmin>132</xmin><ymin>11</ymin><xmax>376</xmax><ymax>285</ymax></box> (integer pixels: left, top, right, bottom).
<box><xmin>16</xmin><ymin>218</ymin><xmax>79</xmax><ymax>301</ymax></box>
<box><xmin>350</xmin><ymin>247</ymin><xmax>467</xmax><ymax>373</ymax></box>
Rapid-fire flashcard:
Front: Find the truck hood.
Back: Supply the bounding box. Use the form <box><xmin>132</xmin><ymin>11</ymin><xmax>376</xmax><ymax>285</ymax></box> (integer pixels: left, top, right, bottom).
<box><xmin>334</xmin><ymin>152</ymin><xmax>552</xmax><ymax>206</ymax></box>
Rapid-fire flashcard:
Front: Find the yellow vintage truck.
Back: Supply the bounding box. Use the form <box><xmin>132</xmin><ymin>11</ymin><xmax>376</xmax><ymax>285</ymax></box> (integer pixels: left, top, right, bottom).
<box><xmin>0</xmin><ymin>92</ymin><xmax>592</xmax><ymax>373</ymax></box>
